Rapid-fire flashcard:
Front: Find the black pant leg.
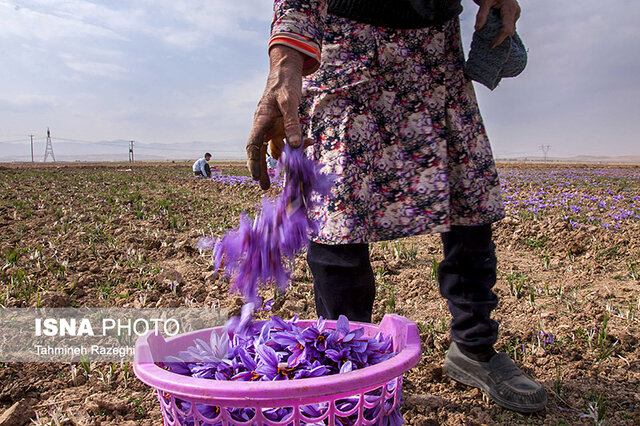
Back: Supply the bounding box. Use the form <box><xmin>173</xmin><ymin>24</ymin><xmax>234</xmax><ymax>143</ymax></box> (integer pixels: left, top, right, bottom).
<box><xmin>438</xmin><ymin>224</ymin><xmax>499</xmax><ymax>348</ymax></box>
<box><xmin>307</xmin><ymin>241</ymin><xmax>376</xmax><ymax>323</ymax></box>
<box><xmin>204</xmin><ymin>163</ymin><xmax>211</xmax><ymax>177</ymax></box>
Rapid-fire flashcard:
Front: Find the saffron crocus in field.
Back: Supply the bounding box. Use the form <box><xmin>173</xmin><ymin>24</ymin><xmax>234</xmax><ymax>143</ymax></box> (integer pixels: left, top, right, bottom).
<box><xmin>259</xmin><ymin>299</ymin><xmax>275</xmax><ymax>311</ymax></box>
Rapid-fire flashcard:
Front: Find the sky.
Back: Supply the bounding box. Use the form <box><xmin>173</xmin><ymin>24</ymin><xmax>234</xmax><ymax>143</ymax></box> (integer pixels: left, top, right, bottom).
<box><xmin>0</xmin><ymin>0</ymin><xmax>639</xmax><ymax>160</ymax></box>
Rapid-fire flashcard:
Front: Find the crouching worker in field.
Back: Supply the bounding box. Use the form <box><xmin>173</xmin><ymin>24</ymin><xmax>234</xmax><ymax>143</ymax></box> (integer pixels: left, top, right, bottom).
<box><xmin>246</xmin><ymin>0</ymin><xmax>546</xmax><ymax>415</ymax></box>
<box><xmin>193</xmin><ymin>153</ymin><xmax>212</xmax><ymax>178</ymax></box>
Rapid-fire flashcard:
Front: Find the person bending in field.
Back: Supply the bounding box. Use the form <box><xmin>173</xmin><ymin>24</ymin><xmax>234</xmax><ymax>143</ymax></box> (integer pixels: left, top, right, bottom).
<box><xmin>193</xmin><ymin>153</ymin><xmax>212</xmax><ymax>178</ymax></box>
<box><xmin>246</xmin><ymin>0</ymin><xmax>547</xmax><ymax>414</ymax></box>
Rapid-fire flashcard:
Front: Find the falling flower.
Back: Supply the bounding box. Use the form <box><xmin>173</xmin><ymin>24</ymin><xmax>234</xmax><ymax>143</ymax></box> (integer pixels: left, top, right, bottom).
<box><xmin>199</xmin><ymin>145</ymin><xmax>334</xmax><ymax>304</ymax></box>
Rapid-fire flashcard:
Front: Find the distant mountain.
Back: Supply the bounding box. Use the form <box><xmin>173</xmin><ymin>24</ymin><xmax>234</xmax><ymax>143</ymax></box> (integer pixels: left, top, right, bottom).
<box><xmin>0</xmin><ymin>139</ymin><xmax>245</xmax><ymax>162</ymax></box>
<box><xmin>498</xmin><ymin>155</ymin><xmax>640</xmax><ymax>164</ymax></box>
<box><xmin>2</xmin><ymin>139</ymin><xmax>639</xmax><ymax>164</ymax></box>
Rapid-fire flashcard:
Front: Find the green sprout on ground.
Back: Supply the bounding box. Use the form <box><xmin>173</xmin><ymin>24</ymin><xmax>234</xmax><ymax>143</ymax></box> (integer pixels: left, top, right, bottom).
<box><xmin>553</xmin><ymin>362</ymin><xmax>563</xmax><ymax>396</ymax></box>
<box><xmin>505</xmin><ymin>270</ymin><xmax>527</xmax><ymax>299</ymax></box>
<box><xmin>429</xmin><ymin>258</ymin><xmax>439</xmax><ymax>283</ymax></box>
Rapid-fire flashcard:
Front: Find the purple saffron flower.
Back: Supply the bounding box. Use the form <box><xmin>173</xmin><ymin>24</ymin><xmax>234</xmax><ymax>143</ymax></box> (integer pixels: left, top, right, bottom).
<box><xmin>326</xmin><ymin>348</ymin><xmax>350</xmax><ymax>364</ymax></box>
<box><xmin>189</xmin><ymin>361</ymin><xmax>224</xmax><ymax>380</ymax></box>
<box><xmin>270</xmin><ymin>328</ymin><xmax>308</xmax><ymax>367</ymax></box>
<box><xmin>301</xmin><ymin>324</ymin><xmax>330</xmax><ymax>352</ymax></box>
<box><xmin>231</xmin><ymin>348</ymin><xmax>261</xmax><ymax>381</ymax></box>
<box><xmin>226</xmin><ymin>302</ymin><xmax>258</xmax><ymax>339</ymax></box>
<box><xmin>196</xmin><ymin>237</ymin><xmax>216</xmax><ymax>251</ymax></box>
<box><xmin>262</xmin><ymin>407</ymin><xmax>293</xmax><ymax>423</ymax></box>
<box><xmin>257</xmin><ymin>299</ymin><xmax>275</xmax><ymax>311</ymax></box>
<box><xmin>255</xmin><ymin>344</ymin><xmax>292</xmax><ymax>381</ymax></box>
<box><xmin>538</xmin><ymin>330</ymin><xmax>554</xmax><ymax>347</ymax></box>
<box><xmin>339</xmin><ymin>360</ymin><xmax>354</xmax><ymax>374</ymax></box>
<box><xmin>293</xmin><ymin>360</ymin><xmax>329</xmax><ymax>379</ymax></box>
<box><xmin>300</xmin><ymin>402</ymin><xmax>329</xmax><ymax>419</ymax></box>
<box><xmin>162</xmin><ymin>355</ymin><xmax>191</xmax><ymax>376</ymax></box>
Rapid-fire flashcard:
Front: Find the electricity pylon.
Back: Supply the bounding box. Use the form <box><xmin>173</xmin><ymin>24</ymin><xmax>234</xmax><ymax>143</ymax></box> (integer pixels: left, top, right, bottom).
<box><xmin>43</xmin><ymin>128</ymin><xmax>56</xmax><ymax>162</ymax></box>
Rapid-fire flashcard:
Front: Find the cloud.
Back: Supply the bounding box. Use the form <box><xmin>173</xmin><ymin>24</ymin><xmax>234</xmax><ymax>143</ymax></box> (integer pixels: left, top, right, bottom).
<box><xmin>0</xmin><ymin>1</ymin><xmax>124</xmax><ymax>42</ymax></box>
<box><xmin>138</xmin><ymin>0</ymin><xmax>272</xmax><ymax>50</ymax></box>
<box><xmin>0</xmin><ymin>94</ymin><xmax>56</xmax><ymax>111</ymax></box>
<box><xmin>2</xmin><ymin>0</ymin><xmax>272</xmax><ymax>51</ymax></box>
<box><xmin>64</xmin><ymin>60</ymin><xmax>128</xmax><ymax>78</ymax></box>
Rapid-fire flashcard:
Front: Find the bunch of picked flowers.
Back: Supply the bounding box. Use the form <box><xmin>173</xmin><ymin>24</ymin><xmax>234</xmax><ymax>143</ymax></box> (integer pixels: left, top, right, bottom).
<box><xmin>198</xmin><ymin>144</ymin><xmax>333</xmax><ymax>304</ymax></box>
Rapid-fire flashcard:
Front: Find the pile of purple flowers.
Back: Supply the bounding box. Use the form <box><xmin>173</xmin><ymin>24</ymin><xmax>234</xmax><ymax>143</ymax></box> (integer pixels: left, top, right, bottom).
<box><xmin>161</xmin><ymin>307</ymin><xmax>401</xmax><ymax>425</ymax></box>
<box><xmin>198</xmin><ymin>145</ymin><xmax>333</xmax><ymax>304</ymax></box>
<box><xmin>164</xmin><ymin>307</ymin><xmax>394</xmax><ymax>381</ymax></box>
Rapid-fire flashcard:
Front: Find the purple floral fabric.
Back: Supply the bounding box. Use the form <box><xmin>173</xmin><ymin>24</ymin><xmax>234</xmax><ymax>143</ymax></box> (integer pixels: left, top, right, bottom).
<box><xmin>271</xmin><ymin>0</ymin><xmax>326</xmax><ymax>43</ymax></box>
<box><xmin>296</xmin><ymin>13</ymin><xmax>505</xmax><ymax>244</ymax></box>
<box><xmin>270</xmin><ymin>0</ymin><xmax>505</xmax><ymax>244</ymax></box>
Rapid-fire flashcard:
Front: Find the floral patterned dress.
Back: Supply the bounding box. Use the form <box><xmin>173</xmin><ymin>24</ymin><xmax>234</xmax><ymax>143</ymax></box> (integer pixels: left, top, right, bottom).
<box><xmin>270</xmin><ymin>0</ymin><xmax>505</xmax><ymax>244</ymax></box>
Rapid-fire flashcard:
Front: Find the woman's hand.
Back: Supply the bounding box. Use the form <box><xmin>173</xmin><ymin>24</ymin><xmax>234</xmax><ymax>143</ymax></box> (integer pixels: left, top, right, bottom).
<box><xmin>246</xmin><ymin>45</ymin><xmax>311</xmax><ymax>190</ymax></box>
<box><xmin>475</xmin><ymin>0</ymin><xmax>521</xmax><ymax>48</ymax></box>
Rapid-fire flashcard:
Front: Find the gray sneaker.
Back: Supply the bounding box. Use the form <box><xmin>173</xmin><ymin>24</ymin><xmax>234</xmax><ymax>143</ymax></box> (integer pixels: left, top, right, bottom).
<box><xmin>445</xmin><ymin>342</ymin><xmax>547</xmax><ymax>413</ymax></box>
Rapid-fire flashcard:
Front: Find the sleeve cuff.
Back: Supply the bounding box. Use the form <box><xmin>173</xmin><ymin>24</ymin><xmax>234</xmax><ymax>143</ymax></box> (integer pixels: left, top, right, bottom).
<box><xmin>269</xmin><ymin>32</ymin><xmax>321</xmax><ymax>75</ymax></box>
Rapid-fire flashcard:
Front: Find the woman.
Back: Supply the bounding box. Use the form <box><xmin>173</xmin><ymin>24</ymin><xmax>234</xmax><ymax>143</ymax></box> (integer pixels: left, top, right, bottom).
<box><xmin>246</xmin><ymin>0</ymin><xmax>546</xmax><ymax>413</ymax></box>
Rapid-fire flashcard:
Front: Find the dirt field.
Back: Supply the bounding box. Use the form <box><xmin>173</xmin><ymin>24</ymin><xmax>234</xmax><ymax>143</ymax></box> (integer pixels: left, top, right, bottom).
<box><xmin>0</xmin><ymin>161</ymin><xmax>638</xmax><ymax>425</ymax></box>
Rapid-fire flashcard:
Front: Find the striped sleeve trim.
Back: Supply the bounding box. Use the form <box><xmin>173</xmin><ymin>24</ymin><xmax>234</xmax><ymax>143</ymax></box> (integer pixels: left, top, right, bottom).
<box><xmin>268</xmin><ymin>32</ymin><xmax>321</xmax><ymax>68</ymax></box>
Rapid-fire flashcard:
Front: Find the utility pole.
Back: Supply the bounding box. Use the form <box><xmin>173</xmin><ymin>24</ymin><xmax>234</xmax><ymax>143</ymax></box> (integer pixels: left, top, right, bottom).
<box><xmin>539</xmin><ymin>144</ymin><xmax>551</xmax><ymax>162</ymax></box>
<box><xmin>44</xmin><ymin>128</ymin><xmax>56</xmax><ymax>162</ymax></box>
<box><xmin>129</xmin><ymin>140</ymin><xmax>134</xmax><ymax>162</ymax></box>
<box><xmin>29</xmin><ymin>135</ymin><xmax>34</xmax><ymax>162</ymax></box>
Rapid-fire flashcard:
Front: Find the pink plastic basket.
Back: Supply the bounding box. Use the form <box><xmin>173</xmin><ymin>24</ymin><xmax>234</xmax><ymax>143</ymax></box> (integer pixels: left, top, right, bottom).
<box><xmin>134</xmin><ymin>314</ymin><xmax>421</xmax><ymax>425</ymax></box>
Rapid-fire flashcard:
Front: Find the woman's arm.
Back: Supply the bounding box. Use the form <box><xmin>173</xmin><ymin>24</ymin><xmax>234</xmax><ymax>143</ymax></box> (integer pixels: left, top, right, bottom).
<box><xmin>246</xmin><ymin>1</ymin><xmax>327</xmax><ymax>189</ymax></box>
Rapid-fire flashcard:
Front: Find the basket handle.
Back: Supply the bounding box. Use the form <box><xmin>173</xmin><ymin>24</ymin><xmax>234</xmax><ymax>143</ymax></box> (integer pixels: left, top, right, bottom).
<box><xmin>135</xmin><ymin>330</ymin><xmax>167</xmax><ymax>363</ymax></box>
<box><xmin>379</xmin><ymin>314</ymin><xmax>420</xmax><ymax>352</ymax></box>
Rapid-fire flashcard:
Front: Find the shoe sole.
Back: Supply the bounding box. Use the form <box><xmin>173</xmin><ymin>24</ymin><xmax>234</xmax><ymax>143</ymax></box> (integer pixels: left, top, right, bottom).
<box><xmin>445</xmin><ymin>357</ymin><xmax>546</xmax><ymax>414</ymax></box>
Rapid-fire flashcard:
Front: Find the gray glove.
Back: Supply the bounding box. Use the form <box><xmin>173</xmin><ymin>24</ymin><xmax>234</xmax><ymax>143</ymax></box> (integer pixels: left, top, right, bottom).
<box><xmin>465</xmin><ymin>8</ymin><xmax>527</xmax><ymax>90</ymax></box>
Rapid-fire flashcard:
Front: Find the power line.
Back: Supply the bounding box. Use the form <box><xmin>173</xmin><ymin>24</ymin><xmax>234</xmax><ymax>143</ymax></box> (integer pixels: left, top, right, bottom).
<box><xmin>51</xmin><ymin>136</ymin><xmax>96</xmax><ymax>144</ymax></box>
<box><xmin>0</xmin><ymin>138</ymin><xmax>30</xmax><ymax>143</ymax></box>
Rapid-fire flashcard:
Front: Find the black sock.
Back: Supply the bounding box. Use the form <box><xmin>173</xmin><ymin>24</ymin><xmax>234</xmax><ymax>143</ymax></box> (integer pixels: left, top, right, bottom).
<box><xmin>457</xmin><ymin>343</ymin><xmax>497</xmax><ymax>363</ymax></box>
